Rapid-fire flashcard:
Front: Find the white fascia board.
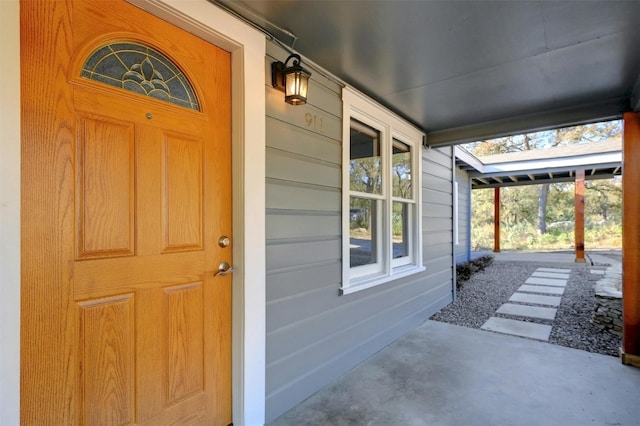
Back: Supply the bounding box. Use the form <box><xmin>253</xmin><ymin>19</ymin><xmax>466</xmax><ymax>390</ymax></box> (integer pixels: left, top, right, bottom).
<box><xmin>471</xmin><ymin>164</ymin><xmax>620</xmax><ymax>180</ymax></box>
<box><xmin>474</xmin><ymin>152</ymin><xmax>621</xmax><ymax>175</ymax></box>
<box><xmin>454</xmin><ymin>146</ymin><xmax>485</xmax><ymax>173</ymax></box>
<box><xmin>470</xmin><ymin>163</ymin><xmax>621</xmax><ymax>181</ymax></box>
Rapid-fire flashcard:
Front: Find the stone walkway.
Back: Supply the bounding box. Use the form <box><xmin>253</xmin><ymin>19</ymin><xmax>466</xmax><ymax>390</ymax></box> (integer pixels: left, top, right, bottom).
<box><xmin>480</xmin><ymin>267</ymin><xmax>571</xmax><ymax>341</ymax></box>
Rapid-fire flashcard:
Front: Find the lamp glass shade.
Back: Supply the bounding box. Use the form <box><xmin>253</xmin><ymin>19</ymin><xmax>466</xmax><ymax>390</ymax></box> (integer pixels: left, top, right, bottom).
<box><xmin>284</xmin><ymin>69</ymin><xmax>310</xmax><ymax>105</ymax></box>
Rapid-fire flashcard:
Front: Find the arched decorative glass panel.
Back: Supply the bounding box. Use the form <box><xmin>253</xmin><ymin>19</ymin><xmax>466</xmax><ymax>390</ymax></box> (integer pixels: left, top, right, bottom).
<box><xmin>81</xmin><ymin>42</ymin><xmax>199</xmax><ymax>111</ymax></box>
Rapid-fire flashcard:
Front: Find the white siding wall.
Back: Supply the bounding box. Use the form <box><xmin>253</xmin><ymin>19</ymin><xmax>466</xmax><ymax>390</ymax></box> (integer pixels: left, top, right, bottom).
<box><xmin>264</xmin><ymin>42</ymin><xmax>455</xmax><ymax>422</ymax></box>
<box><xmin>455</xmin><ymin>167</ymin><xmax>472</xmax><ymax>264</ymax></box>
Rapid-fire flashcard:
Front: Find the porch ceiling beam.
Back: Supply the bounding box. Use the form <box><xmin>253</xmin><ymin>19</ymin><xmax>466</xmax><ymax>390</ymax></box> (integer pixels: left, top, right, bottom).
<box><xmin>613</xmin><ymin>166</ymin><xmax>621</xmax><ymax>174</ymax></box>
<box><xmin>426</xmin><ymin>98</ymin><xmax>627</xmax><ymax>147</ymax></box>
<box><xmin>569</xmin><ymin>170</ymin><xmax>573</xmax><ymax>177</ymax></box>
<box><xmin>493</xmin><ymin>176</ymin><xmax>503</xmax><ymax>183</ymax></box>
<box><xmin>591</xmin><ymin>169</ymin><xmax>597</xmax><ymax>176</ymax></box>
<box><xmin>477</xmin><ymin>177</ymin><xmax>490</xmax><ymax>185</ymax></box>
<box><xmin>509</xmin><ymin>175</ymin><xmax>518</xmax><ymax>182</ymax></box>
<box><xmin>528</xmin><ymin>174</ymin><xmax>535</xmax><ymax>181</ymax></box>
<box><xmin>548</xmin><ymin>172</ymin><xmax>554</xmax><ymax>179</ymax></box>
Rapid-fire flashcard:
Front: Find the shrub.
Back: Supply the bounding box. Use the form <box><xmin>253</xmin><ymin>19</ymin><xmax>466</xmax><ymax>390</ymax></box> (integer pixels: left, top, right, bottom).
<box><xmin>456</xmin><ymin>255</ymin><xmax>494</xmax><ymax>289</ymax></box>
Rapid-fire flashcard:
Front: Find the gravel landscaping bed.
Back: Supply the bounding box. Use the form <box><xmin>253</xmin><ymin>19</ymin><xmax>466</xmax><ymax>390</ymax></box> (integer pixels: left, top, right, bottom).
<box><xmin>430</xmin><ymin>261</ymin><xmax>621</xmax><ymax>357</ymax></box>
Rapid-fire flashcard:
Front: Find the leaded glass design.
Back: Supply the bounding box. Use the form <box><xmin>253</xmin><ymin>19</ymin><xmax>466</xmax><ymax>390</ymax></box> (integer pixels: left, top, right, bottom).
<box><xmin>81</xmin><ymin>42</ymin><xmax>199</xmax><ymax>110</ymax></box>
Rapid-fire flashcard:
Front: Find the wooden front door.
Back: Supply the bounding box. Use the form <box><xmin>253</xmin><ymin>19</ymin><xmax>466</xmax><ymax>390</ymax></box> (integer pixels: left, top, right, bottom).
<box><xmin>21</xmin><ymin>1</ymin><xmax>232</xmax><ymax>424</ymax></box>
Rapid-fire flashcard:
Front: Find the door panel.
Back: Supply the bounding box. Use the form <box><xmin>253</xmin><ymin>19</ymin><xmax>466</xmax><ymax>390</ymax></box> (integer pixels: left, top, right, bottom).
<box><xmin>75</xmin><ymin>114</ymin><xmax>136</xmax><ymax>259</ymax></box>
<box><xmin>21</xmin><ymin>0</ymin><xmax>232</xmax><ymax>424</ymax></box>
<box><xmin>78</xmin><ymin>294</ymin><xmax>136</xmax><ymax>426</ymax></box>
<box><xmin>162</xmin><ymin>133</ymin><xmax>204</xmax><ymax>253</ymax></box>
<box><xmin>165</xmin><ymin>282</ymin><xmax>204</xmax><ymax>402</ymax></box>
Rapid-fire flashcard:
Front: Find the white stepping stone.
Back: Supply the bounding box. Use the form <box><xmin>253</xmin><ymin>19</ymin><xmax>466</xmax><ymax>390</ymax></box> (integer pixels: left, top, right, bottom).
<box><xmin>518</xmin><ymin>284</ymin><xmax>565</xmax><ymax>295</ymax></box>
<box><xmin>509</xmin><ymin>292</ymin><xmax>562</xmax><ymax>307</ymax></box>
<box><xmin>525</xmin><ymin>277</ymin><xmax>567</xmax><ymax>287</ymax></box>
<box><xmin>532</xmin><ymin>271</ymin><xmax>570</xmax><ymax>279</ymax></box>
<box><xmin>481</xmin><ymin>317</ymin><xmax>552</xmax><ymax>341</ymax></box>
<box><xmin>537</xmin><ymin>267</ymin><xmax>571</xmax><ymax>273</ymax></box>
<box><xmin>590</xmin><ymin>270</ymin><xmax>606</xmax><ymax>275</ymax></box>
<box><xmin>496</xmin><ymin>303</ymin><xmax>557</xmax><ymax>320</ymax></box>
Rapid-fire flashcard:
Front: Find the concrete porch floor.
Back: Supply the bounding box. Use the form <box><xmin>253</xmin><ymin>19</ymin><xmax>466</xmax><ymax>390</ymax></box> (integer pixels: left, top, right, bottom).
<box><xmin>268</xmin><ymin>320</ymin><xmax>640</xmax><ymax>425</ymax></box>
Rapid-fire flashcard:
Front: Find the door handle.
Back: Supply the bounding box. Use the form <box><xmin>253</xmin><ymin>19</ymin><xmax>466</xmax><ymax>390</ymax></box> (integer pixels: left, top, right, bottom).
<box><xmin>214</xmin><ymin>261</ymin><xmax>234</xmax><ymax>276</ymax></box>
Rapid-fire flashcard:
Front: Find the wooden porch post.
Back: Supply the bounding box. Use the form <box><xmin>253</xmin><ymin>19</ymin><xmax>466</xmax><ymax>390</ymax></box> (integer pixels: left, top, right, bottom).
<box><xmin>622</xmin><ymin>112</ymin><xmax>640</xmax><ymax>367</ymax></box>
<box><xmin>494</xmin><ymin>187</ymin><xmax>500</xmax><ymax>253</ymax></box>
<box><xmin>574</xmin><ymin>169</ymin><xmax>586</xmax><ymax>263</ymax></box>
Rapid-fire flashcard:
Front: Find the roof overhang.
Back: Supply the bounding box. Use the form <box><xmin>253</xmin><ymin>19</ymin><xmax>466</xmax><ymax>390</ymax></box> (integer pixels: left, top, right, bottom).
<box><xmin>455</xmin><ymin>144</ymin><xmax>622</xmax><ymax>189</ymax></box>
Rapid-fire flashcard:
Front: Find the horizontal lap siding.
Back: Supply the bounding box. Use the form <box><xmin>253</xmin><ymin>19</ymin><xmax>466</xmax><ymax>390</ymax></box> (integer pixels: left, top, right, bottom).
<box><xmin>455</xmin><ymin>167</ymin><xmax>471</xmax><ymax>264</ymax></box>
<box><xmin>267</xmin><ymin>281</ymin><xmax>452</xmax><ymax>392</ymax></box>
<box><xmin>423</xmin><ymin>148</ymin><xmax>454</xmax><ymax>270</ymax></box>
<box><xmin>264</xmin><ymin>43</ymin><xmax>454</xmax><ymax>422</ymax></box>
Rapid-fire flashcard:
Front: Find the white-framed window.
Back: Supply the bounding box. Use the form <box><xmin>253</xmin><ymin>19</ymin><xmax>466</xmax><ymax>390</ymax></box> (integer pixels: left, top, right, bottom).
<box><xmin>341</xmin><ymin>87</ymin><xmax>424</xmax><ymax>295</ymax></box>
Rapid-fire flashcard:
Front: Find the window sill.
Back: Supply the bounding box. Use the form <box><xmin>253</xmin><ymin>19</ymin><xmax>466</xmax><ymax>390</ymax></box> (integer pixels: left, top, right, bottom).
<box><xmin>340</xmin><ymin>265</ymin><xmax>426</xmax><ymax>295</ymax></box>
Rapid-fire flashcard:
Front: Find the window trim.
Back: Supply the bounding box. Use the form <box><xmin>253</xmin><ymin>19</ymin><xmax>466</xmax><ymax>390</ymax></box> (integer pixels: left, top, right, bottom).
<box><xmin>341</xmin><ymin>87</ymin><xmax>424</xmax><ymax>295</ymax></box>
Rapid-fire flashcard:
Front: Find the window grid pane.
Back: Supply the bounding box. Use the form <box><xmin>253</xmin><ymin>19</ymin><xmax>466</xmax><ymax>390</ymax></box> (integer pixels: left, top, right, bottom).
<box><xmin>392</xmin><ymin>139</ymin><xmax>412</xmax><ymax>199</ymax></box>
<box><xmin>350</xmin><ymin>197</ymin><xmax>379</xmax><ymax>268</ymax></box>
<box><xmin>392</xmin><ymin>201</ymin><xmax>411</xmax><ymax>259</ymax></box>
<box><xmin>350</xmin><ymin>120</ymin><xmax>382</xmax><ymax>195</ymax></box>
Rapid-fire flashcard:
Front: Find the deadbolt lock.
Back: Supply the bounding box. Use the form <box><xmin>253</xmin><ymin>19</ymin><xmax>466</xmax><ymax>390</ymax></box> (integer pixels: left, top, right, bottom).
<box><xmin>218</xmin><ymin>236</ymin><xmax>231</xmax><ymax>248</ymax></box>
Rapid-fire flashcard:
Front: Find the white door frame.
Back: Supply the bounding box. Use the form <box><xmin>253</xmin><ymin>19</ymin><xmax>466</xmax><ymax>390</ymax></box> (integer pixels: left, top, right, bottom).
<box><xmin>1</xmin><ymin>1</ymin><xmax>267</xmax><ymax>424</ymax></box>
<box><xmin>0</xmin><ymin>2</ymin><xmax>21</xmax><ymax>425</ymax></box>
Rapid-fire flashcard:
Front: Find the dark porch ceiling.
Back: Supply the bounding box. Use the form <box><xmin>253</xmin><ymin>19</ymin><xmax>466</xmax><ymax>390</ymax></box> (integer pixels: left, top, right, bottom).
<box><xmin>215</xmin><ymin>0</ymin><xmax>640</xmax><ymax>146</ymax></box>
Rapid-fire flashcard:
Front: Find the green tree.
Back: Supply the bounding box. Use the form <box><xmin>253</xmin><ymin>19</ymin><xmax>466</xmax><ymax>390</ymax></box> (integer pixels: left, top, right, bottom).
<box><xmin>467</xmin><ymin>121</ymin><xmax>622</xmax><ymax>250</ymax></box>
<box><xmin>586</xmin><ymin>179</ymin><xmax>622</xmax><ymax>223</ymax></box>
<box><xmin>466</xmin><ymin>121</ymin><xmax>621</xmax><ymax>235</ymax></box>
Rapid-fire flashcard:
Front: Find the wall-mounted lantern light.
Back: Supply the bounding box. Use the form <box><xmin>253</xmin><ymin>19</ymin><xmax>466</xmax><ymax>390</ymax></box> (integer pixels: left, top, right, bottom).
<box><xmin>271</xmin><ymin>54</ymin><xmax>311</xmax><ymax>105</ymax></box>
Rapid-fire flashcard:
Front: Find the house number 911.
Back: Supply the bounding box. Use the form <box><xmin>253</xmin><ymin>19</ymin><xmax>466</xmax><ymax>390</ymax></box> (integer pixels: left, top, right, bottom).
<box><xmin>305</xmin><ymin>113</ymin><xmax>325</xmax><ymax>133</ymax></box>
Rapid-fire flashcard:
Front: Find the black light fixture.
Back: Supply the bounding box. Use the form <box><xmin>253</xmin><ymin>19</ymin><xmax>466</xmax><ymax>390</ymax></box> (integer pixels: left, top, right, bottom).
<box><xmin>271</xmin><ymin>54</ymin><xmax>311</xmax><ymax>105</ymax></box>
